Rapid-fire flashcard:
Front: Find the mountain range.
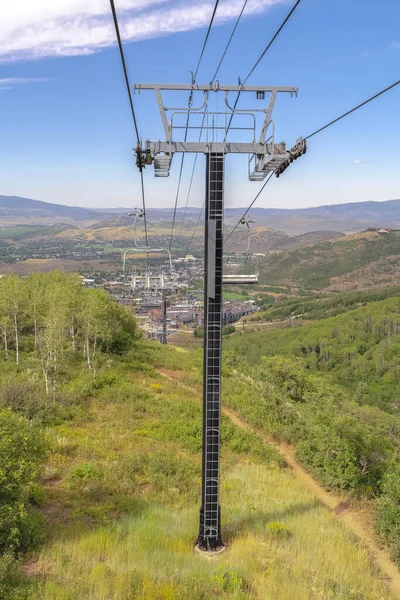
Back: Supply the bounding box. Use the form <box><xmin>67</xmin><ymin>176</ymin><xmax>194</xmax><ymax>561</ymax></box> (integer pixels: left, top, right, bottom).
<box><xmin>1</xmin><ymin>195</ymin><xmax>400</xmax><ymax>234</ymax></box>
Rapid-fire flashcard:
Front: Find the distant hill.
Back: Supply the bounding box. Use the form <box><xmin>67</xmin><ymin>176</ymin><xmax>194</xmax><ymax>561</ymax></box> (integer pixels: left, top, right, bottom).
<box><xmin>224</xmin><ymin>226</ymin><xmax>289</xmax><ymax>253</ymax></box>
<box><xmin>223</xmin><ymin>200</ymin><xmax>400</xmax><ymax>234</ymax></box>
<box><xmin>0</xmin><ymin>223</ymin><xmax>75</xmax><ymax>241</ymax></box>
<box><xmin>273</xmin><ymin>230</ymin><xmax>344</xmax><ymax>251</ymax></box>
<box><xmin>0</xmin><ymin>196</ymin><xmax>118</xmax><ymax>226</ymax></box>
<box><xmin>95</xmin><ymin>200</ymin><xmax>400</xmax><ymax>235</ymax></box>
<box><xmin>2</xmin><ymin>195</ymin><xmax>400</xmax><ymax>235</ymax></box>
<box><xmin>257</xmin><ymin>230</ymin><xmax>400</xmax><ymax>292</ymax></box>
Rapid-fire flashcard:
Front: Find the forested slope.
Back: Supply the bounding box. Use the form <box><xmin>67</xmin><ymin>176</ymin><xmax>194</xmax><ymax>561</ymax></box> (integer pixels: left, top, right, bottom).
<box><xmin>225</xmin><ymin>295</ymin><xmax>400</xmax><ymax>564</ymax></box>
<box><xmin>0</xmin><ymin>272</ymin><xmax>397</xmax><ymax>599</ymax></box>
<box><xmin>257</xmin><ymin>230</ymin><xmax>400</xmax><ymax>291</ymax></box>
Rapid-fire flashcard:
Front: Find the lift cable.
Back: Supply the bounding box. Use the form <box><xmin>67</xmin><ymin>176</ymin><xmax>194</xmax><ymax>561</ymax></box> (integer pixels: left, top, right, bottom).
<box><xmin>226</xmin><ymin>78</ymin><xmax>400</xmax><ymax>245</ymax></box>
<box><xmin>245</xmin><ymin>0</ymin><xmax>301</xmax><ymax>82</ymax></box>
<box><xmin>194</xmin><ymin>0</ymin><xmax>221</xmax><ymax>82</ymax></box>
<box><xmin>168</xmin><ymin>0</ymin><xmax>221</xmax><ymax>252</ymax></box>
<box><xmin>223</xmin><ymin>1</ymin><xmax>301</xmax><ymax>244</ymax></box>
<box><xmin>210</xmin><ymin>0</ymin><xmax>249</xmax><ymax>84</ymax></box>
<box><xmin>179</xmin><ymin>0</ymin><xmax>249</xmax><ymax>251</ymax></box>
<box><xmin>183</xmin><ymin>199</ymin><xmax>206</xmax><ymax>259</ymax></box>
<box><xmin>225</xmin><ymin>0</ymin><xmax>301</xmax><ymax>140</ymax></box>
<box><xmin>305</xmin><ymin>78</ymin><xmax>400</xmax><ymax>140</ymax></box>
<box><xmin>178</xmin><ymin>153</ymin><xmax>199</xmax><ymax>236</ymax></box>
<box><xmin>108</xmin><ymin>0</ymin><xmax>149</xmax><ymax>256</ymax></box>
<box><xmin>224</xmin><ymin>172</ymin><xmax>273</xmax><ymax>244</ymax></box>
<box><xmin>173</xmin><ymin>0</ymin><xmax>302</xmax><ymax>255</ymax></box>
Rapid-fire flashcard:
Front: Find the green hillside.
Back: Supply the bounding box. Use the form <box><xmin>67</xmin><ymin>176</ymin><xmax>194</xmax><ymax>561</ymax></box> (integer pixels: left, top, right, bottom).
<box><xmin>0</xmin><ymin>224</ymin><xmax>73</xmax><ymax>241</ymax></box>
<box><xmin>257</xmin><ymin>230</ymin><xmax>400</xmax><ymax>291</ymax></box>
<box><xmin>0</xmin><ymin>272</ymin><xmax>398</xmax><ymax>599</ymax></box>
<box><xmin>228</xmin><ymin>295</ymin><xmax>400</xmax><ymax>411</ymax></box>
<box><xmin>252</xmin><ymin>286</ymin><xmax>400</xmax><ymax>322</ymax></box>
<box><xmin>224</xmin><ymin>294</ymin><xmax>400</xmax><ymax>565</ymax></box>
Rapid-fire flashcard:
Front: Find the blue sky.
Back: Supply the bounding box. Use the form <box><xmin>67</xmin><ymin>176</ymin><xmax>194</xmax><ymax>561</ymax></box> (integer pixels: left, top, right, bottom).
<box><xmin>0</xmin><ymin>0</ymin><xmax>399</xmax><ymax>210</ymax></box>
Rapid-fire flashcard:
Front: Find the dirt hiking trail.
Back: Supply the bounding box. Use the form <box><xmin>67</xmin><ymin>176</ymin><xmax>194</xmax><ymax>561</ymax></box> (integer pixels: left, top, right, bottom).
<box><xmin>157</xmin><ymin>367</ymin><xmax>400</xmax><ymax>598</ymax></box>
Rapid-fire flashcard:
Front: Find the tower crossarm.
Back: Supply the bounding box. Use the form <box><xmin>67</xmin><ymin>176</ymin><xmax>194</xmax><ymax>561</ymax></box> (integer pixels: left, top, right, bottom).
<box><xmin>134</xmin><ymin>83</ymin><xmax>298</xmax><ymax>93</ymax></box>
<box><xmin>145</xmin><ymin>140</ymin><xmax>287</xmax><ymax>155</ymax></box>
<box><xmin>133</xmin><ymin>82</ymin><xmax>301</xmax><ymax>180</ymax></box>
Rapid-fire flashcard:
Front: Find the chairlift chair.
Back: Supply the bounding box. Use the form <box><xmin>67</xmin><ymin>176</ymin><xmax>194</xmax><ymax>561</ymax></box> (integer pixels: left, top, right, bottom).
<box><xmin>223</xmin><ymin>217</ymin><xmax>259</xmax><ymax>285</ymax></box>
<box><xmin>122</xmin><ymin>210</ymin><xmax>178</xmax><ymax>289</ymax></box>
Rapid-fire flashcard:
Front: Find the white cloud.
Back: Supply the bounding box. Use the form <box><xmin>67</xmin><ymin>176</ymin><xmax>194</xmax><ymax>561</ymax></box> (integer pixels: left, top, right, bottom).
<box><xmin>0</xmin><ymin>78</ymin><xmax>50</xmax><ymax>84</ymax></box>
<box><xmin>0</xmin><ymin>0</ymin><xmax>287</xmax><ymax>63</ymax></box>
<box><xmin>0</xmin><ymin>77</ymin><xmax>50</xmax><ymax>91</ymax></box>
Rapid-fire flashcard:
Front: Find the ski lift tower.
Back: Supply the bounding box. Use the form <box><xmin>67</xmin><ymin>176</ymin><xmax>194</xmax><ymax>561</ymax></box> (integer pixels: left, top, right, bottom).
<box><xmin>133</xmin><ymin>81</ymin><xmax>305</xmax><ymax>552</ymax></box>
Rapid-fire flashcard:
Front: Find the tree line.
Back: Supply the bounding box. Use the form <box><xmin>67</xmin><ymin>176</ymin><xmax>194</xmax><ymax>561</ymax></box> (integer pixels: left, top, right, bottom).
<box><xmin>0</xmin><ymin>271</ymin><xmax>138</xmax><ymax>398</ymax></box>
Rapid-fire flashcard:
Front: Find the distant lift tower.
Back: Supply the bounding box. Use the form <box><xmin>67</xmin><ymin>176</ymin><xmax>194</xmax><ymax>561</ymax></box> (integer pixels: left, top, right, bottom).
<box><xmin>134</xmin><ymin>82</ymin><xmax>305</xmax><ymax>552</ymax></box>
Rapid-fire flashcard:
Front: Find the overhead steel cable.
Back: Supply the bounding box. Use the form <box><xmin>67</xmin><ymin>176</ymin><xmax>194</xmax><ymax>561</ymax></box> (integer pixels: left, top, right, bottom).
<box><xmin>194</xmin><ymin>0</ymin><xmax>221</xmax><ymax>82</ymax></box>
<box><xmin>244</xmin><ymin>0</ymin><xmax>301</xmax><ymax>83</ymax></box>
<box><xmin>108</xmin><ymin>0</ymin><xmax>149</xmax><ymax>256</ymax></box>
<box><xmin>168</xmin><ymin>0</ymin><xmax>221</xmax><ymax>252</ymax></box>
<box><xmin>210</xmin><ymin>0</ymin><xmax>248</xmax><ymax>84</ymax></box>
<box><xmin>180</xmin><ymin>0</ymin><xmax>249</xmax><ymax>252</ymax></box>
<box><xmin>224</xmin><ymin>172</ymin><xmax>274</xmax><ymax>245</ymax></box>
<box><xmin>226</xmin><ymin>78</ymin><xmax>400</xmax><ymax>246</ymax></box>
<box><xmin>305</xmin><ymin>78</ymin><xmax>400</xmax><ymax>140</ymax></box>
<box><xmin>178</xmin><ymin>153</ymin><xmax>199</xmax><ymax>236</ymax></box>
<box><xmin>224</xmin><ymin>0</ymin><xmax>302</xmax><ymax>140</ymax></box>
<box><xmin>223</xmin><ymin>0</ymin><xmax>301</xmax><ymax>246</ymax></box>
<box><xmin>184</xmin><ymin>200</ymin><xmax>205</xmax><ymax>259</ymax></box>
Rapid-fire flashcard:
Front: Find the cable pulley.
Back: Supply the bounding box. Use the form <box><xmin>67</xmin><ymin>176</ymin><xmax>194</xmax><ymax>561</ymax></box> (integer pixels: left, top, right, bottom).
<box><xmin>275</xmin><ymin>138</ymin><xmax>307</xmax><ymax>177</ymax></box>
<box><xmin>134</xmin><ymin>144</ymin><xmax>153</xmax><ymax>171</ymax></box>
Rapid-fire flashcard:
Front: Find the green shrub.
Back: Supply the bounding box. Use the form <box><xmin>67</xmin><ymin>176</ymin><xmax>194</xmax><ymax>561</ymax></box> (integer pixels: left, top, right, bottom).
<box><xmin>0</xmin><ymin>552</ymin><xmax>29</xmax><ymax>600</ymax></box>
<box><xmin>377</xmin><ymin>462</ymin><xmax>400</xmax><ymax>565</ymax></box>
<box><xmin>0</xmin><ymin>376</ymin><xmax>44</xmax><ymax>420</ymax></box>
<box><xmin>0</xmin><ymin>409</ymin><xmax>47</xmax><ymax>553</ymax></box>
<box><xmin>68</xmin><ymin>463</ymin><xmax>104</xmax><ymax>492</ymax></box>
<box><xmin>27</xmin><ymin>483</ymin><xmax>45</xmax><ymax>507</ymax></box>
<box><xmin>102</xmin><ymin>329</ymin><xmax>135</xmax><ymax>355</ymax></box>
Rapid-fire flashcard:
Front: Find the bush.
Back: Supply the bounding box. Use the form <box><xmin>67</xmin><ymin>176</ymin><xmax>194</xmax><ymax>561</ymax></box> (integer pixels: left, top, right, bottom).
<box><xmin>0</xmin><ymin>376</ymin><xmax>44</xmax><ymax>420</ymax></box>
<box><xmin>0</xmin><ymin>409</ymin><xmax>47</xmax><ymax>553</ymax></box>
<box><xmin>377</xmin><ymin>462</ymin><xmax>400</xmax><ymax>565</ymax></box>
<box><xmin>68</xmin><ymin>462</ymin><xmax>104</xmax><ymax>492</ymax></box>
<box><xmin>27</xmin><ymin>483</ymin><xmax>45</xmax><ymax>507</ymax></box>
<box><xmin>213</xmin><ymin>568</ymin><xmax>244</xmax><ymax>593</ymax></box>
<box><xmin>0</xmin><ymin>553</ymin><xmax>29</xmax><ymax>600</ymax></box>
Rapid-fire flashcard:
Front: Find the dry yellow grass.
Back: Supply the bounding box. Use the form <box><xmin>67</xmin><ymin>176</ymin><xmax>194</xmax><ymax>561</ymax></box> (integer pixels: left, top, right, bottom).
<box><xmin>29</xmin><ymin>464</ymin><xmax>393</xmax><ymax>600</ymax></box>
<box><xmin>25</xmin><ymin>366</ymin><xmax>394</xmax><ymax>600</ymax></box>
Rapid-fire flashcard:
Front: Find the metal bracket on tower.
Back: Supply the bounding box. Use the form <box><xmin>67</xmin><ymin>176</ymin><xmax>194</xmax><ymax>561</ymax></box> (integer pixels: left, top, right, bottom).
<box><xmin>133</xmin><ymin>83</ymin><xmax>301</xmax><ymax>179</ymax></box>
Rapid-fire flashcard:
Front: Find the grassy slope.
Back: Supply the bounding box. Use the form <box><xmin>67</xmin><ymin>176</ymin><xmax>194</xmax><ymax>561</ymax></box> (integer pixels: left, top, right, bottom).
<box><xmin>258</xmin><ymin>231</ymin><xmax>400</xmax><ymax>291</ymax></box>
<box><xmin>251</xmin><ymin>287</ymin><xmax>400</xmax><ymax>323</ymax></box>
<box><xmin>228</xmin><ymin>296</ymin><xmax>400</xmax><ymax>412</ymax></box>
<box><xmin>0</xmin><ymin>225</ymin><xmax>72</xmax><ymax>241</ymax></box>
<box><xmin>55</xmin><ymin>226</ymin><xmax>189</xmax><ymax>242</ymax></box>
<box><xmin>24</xmin><ymin>344</ymin><xmax>393</xmax><ymax>600</ymax></box>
